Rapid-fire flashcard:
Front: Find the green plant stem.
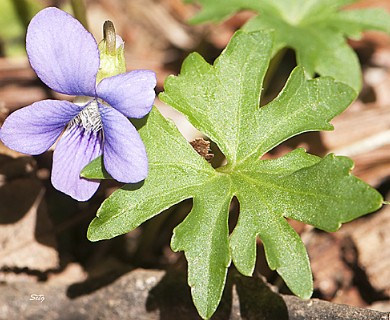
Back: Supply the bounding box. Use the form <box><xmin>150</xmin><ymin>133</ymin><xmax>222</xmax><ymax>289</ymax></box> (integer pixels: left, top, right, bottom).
<box><xmin>262</xmin><ymin>48</ymin><xmax>287</xmax><ymax>97</ymax></box>
<box><xmin>70</xmin><ymin>0</ymin><xmax>89</xmax><ymax>30</ymax></box>
<box><xmin>133</xmin><ymin>207</ymin><xmax>174</xmax><ymax>264</ymax></box>
<box><xmin>11</xmin><ymin>0</ymin><xmax>32</xmax><ymax>30</ymax></box>
<box><xmin>134</xmin><ymin>201</ymin><xmax>191</xmax><ymax>265</ymax></box>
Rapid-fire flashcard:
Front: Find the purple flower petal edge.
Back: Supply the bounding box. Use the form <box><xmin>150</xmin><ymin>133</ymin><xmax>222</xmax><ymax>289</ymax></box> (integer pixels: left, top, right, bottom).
<box><xmin>0</xmin><ymin>100</ymin><xmax>82</xmax><ymax>155</ymax></box>
<box><xmin>99</xmin><ymin>104</ymin><xmax>148</xmax><ymax>183</ymax></box>
<box><xmin>97</xmin><ymin>70</ymin><xmax>156</xmax><ymax>118</ymax></box>
<box><xmin>26</xmin><ymin>7</ymin><xmax>99</xmax><ymax>96</ymax></box>
<box><xmin>52</xmin><ymin>125</ymin><xmax>102</xmax><ymax>201</ymax></box>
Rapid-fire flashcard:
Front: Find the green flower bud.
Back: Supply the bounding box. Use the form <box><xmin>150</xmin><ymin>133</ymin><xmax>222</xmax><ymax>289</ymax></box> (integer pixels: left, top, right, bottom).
<box><xmin>96</xmin><ymin>21</ymin><xmax>126</xmax><ymax>83</ymax></box>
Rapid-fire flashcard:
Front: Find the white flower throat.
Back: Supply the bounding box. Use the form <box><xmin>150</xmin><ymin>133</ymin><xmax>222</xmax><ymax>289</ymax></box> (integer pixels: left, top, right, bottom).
<box><xmin>70</xmin><ymin>96</ymin><xmax>103</xmax><ymax>132</ymax></box>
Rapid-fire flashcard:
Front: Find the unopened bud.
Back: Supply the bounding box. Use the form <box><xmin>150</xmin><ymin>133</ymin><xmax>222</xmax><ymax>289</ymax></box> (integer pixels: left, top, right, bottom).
<box><xmin>96</xmin><ymin>20</ymin><xmax>126</xmax><ymax>83</ymax></box>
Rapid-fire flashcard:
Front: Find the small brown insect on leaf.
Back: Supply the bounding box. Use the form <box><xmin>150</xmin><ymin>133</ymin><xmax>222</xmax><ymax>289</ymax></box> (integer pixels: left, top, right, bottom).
<box><xmin>190</xmin><ymin>138</ymin><xmax>214</xmax><ymax>162</ymax></box>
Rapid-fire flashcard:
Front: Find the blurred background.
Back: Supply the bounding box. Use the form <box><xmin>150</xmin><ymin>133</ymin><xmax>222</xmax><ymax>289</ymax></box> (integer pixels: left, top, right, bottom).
<box><xmin>0</xmin><ymin>0</ymin><xmax>390</xmax><ymax>318</ymax></box>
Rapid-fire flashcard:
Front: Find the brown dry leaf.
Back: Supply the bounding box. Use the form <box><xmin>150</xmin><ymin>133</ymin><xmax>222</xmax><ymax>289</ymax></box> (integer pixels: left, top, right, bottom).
<box><xmin>305</xmin><ymin>231</ymin><xmax>356</xmax><ymax>302</ymax></box>
<box><xmin>0</xmin><ymin>147</ymin><xmax>58</xmax><ymax>275</ymax></box>
<box><xmin>0</xmin><ymin>57</ymin><xmax>47</xmax><ymax>114</ymax></box>
<box><xmin>346</xmin><ymin>205</ymin><xmax>390</xmax><ymax>297</ymax></box>
<box><xmin>0</xmin><ymin>182</ymin><xmax>58</xmax><ymax>273</ymax></box>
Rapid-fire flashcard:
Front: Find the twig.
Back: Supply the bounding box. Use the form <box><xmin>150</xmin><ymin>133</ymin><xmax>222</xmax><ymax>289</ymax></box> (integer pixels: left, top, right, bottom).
<box><xmin>70</xmin><ymin>0</ymin><xmax>89</xmax><ymax>30</ymax></box>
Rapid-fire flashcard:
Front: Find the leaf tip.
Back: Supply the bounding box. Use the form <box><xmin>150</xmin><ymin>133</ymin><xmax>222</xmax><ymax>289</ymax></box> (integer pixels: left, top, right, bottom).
<box><xmin>87</xmin><ymin>220</ymin><xmax>101</xmax><ymax>242</ymax></box>
<box><xmin>299</xmin><ymin>289</ymin><xmax>314</xmax><ymax>301</ymax></box>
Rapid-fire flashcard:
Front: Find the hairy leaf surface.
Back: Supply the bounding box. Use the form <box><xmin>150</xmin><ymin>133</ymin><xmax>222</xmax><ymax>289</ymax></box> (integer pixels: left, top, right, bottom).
<box><xmin>84</xmin><ymin>30</ymin><xmax>383</xmax><ymax>319</ymax></box>
<box><xmin>186</xmin><ymin>0</ymin><xmax>390</xmax><ymax>91</ymax></box>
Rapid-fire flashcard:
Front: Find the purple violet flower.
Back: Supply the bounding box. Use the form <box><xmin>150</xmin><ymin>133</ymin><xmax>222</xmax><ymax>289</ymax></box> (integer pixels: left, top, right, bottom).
<box><xmin>0</xmin><ymin>7</ymin><xmax>156</xmax><ymax>201</ymax></box>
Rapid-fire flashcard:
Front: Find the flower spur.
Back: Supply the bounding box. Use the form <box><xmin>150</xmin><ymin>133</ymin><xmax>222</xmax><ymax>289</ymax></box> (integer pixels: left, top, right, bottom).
<box><xmin>0</xmin><ymin>7</ymin><xmax>156</xmax><ymax>201</ymax></box>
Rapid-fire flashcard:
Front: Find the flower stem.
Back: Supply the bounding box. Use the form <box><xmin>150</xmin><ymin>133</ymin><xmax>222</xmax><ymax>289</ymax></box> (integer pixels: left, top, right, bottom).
<box><xmin>70</xmin><ymin>0</ymin><xmax>89</xmax><ymax>30</ymax></box>
<box><xmin>11</xmin><ymin>0</ymin><xmax>32</xmax><ymax>30</ymax></box>
<box><xmin>262</xmin><ymin>48</ymin><xmax>287</xmax><ymax>97</ymax></box>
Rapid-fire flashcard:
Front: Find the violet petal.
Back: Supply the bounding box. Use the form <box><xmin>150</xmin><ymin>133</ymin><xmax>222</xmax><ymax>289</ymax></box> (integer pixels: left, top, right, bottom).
<box><xmin>52</xmin><ymin>125</ymin><xmax>102</xmax><ymax>201</ymax></box>
<box><xmin>97</xmin><ymin>70</ymin><xmax>156</xmax><ymax>118</ymax></box>
<box><xmin>26</xmin><ymin>7</ymin><xmax>99</xmax><ymax>96</ymax></box>
<box><xmin>99</xmin><ymin>103</ymin><xmax>148</xmax><ymax>183</ymax></box>
<box><xmin>0</xmin><ymin>100</ymin><xmax>82</xmax><ymax>155</ymax></box>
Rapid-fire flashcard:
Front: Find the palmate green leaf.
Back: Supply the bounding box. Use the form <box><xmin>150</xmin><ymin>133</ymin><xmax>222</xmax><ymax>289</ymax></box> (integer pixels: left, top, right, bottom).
<box><xmin>84</xmin><ymin>30</ymin><xmax>383</xmax><ymax>319</ymax></box>
<box><xmin>161</xmin><ymin>30</ymin><xmax>382</xmax><ymax>317</ymax></box>
<box><xmin>230</xmin><ymin>149</ymin><xmax>382</xmax><ymax>297</ymax></box>
<box><xmin>186</xmin><ymin>0</ymin><xmax>390</xmax><ymax>92</ymax></box>
<box><xmin>184</xmin><ymin>0</ymin><xmax>259</xmax><ymax>23</ymax></box>
<box><xmin>160</xmin><ymin>30</ymin><xmax>273</xmax><ymax>165</ymax></box>
<box><xmin>171</xmin><ymin>175</ymin><xmax>232</xmax><ymax>317</ymax></box>
<box><xmin>84</xmin><ymin>107</ymin><xmax>216</xmax><ymax>241</ymax></box>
